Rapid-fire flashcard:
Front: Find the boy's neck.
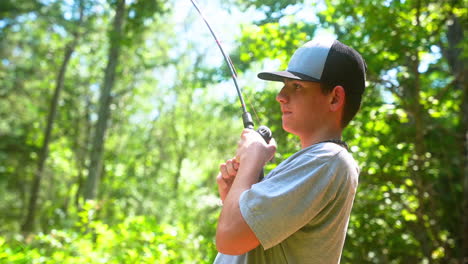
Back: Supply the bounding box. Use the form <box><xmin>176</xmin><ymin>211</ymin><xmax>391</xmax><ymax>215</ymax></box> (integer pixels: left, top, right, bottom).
<box><xmin>300</xmin><ymin>129</ymin><xmax>342</xmax><ymax>149</ymax></box>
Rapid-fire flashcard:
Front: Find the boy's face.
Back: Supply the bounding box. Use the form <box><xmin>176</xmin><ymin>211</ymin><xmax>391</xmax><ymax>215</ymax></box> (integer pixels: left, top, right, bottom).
<box><xmin>276</xmin><ymin>79</ymin><xmax>332</xmax><ymax>138</ymax></box>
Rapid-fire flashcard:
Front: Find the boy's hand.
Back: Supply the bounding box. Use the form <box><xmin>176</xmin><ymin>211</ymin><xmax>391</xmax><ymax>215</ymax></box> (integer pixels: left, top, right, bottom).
<box><xmin>216</xmin><ymin>158</ymin><xmax>239</xmax><ymax>202</ymax></box>
<box><xmin>235</xmin><ymin>129</ymin><xmax>276</xmax><ymax>166</ymax></box>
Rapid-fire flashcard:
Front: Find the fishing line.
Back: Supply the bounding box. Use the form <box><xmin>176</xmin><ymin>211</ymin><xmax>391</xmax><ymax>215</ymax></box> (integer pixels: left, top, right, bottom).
<box><xmin>189</xmin><ymin>0</ymin><xmax>272</xmax><ymax>143</ymax></box>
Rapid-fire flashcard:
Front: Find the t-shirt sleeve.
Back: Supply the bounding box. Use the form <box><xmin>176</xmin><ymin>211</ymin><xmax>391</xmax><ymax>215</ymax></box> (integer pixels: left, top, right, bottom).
<box><xmin>239</xmin><ymin>150</ymin><xmax>355</xmax><ymax>250</ymax></box>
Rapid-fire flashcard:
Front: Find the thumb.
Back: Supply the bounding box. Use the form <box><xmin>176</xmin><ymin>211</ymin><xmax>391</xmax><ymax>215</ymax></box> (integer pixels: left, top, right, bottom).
<box><xmin>266</xmin><ymin>137</ymin><xmax>277</xmax><ymax>161</ymax></box>
<box><xmin>268</xmin><ymin>137</ymin><xmax>277</xmax><ymax>150</ymax></box>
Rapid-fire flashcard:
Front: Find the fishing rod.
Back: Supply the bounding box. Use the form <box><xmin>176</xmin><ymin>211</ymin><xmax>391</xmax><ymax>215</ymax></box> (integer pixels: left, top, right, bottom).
<box><xmin>189</xmin><ymin>0</ymin><xmax>272</xmax><ymax>143</ymax></box>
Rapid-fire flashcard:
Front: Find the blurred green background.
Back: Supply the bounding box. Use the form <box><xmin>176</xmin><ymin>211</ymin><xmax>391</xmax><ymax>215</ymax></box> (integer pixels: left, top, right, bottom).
<box><xmin>0</xmin><ymin>0</ymin><xmax>466</xmax><ymax>263</ymax></box>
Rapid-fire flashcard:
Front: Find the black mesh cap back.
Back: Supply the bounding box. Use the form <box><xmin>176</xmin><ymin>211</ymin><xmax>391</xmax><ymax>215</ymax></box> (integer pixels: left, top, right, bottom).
<box><xmin>321</xmin><ymin>40</ymin><xmax>367</xmax><ymax>96</ymax></box>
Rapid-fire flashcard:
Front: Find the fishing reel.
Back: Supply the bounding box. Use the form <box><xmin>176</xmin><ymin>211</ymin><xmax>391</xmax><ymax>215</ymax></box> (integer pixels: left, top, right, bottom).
<box><xmin>242</xmin><ymin>112</ymin><xmax>272</xmax><ymax>143</ymax></box>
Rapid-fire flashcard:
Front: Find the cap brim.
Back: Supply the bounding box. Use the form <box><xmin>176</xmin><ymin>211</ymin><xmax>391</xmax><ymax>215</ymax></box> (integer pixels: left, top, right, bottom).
<box><xmin>257</xmin><ymin>71</ymin><xmax>321</xmax><ymax>82</ymax></box>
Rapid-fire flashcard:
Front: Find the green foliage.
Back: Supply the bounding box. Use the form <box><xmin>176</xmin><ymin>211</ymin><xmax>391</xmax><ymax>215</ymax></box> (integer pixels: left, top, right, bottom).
<box><xmin>1</xmin><ymin>0</ymin><xmax>465</xmax><ymax>262</ymax></box>
<box><xmin>0</xmin><ymin>212</ymin><xmax>218</xmax><ymax>263</ymax></box>
<box><xmin>0</xmin><ymin>0</ymin><xmax>43</xmax><ymax>20</ymax></box>
<box><xmin>124</xmin><ymin>0</ymin><xmax>170</xmax><ymax>46</ymax></box>
<box><xmin>0</xmin><ymin>0</ymin><xmax>229</xmax><ymax>261</ymax></box>
<box><xmin>233</xmin><ymin>21</ymin><xmax>316</xmax><ymax>72</ymax></box>
<box><xmin>229</xmin><ymin>0</ymin><xmax>303</xmax><ymax>24</ymax></box>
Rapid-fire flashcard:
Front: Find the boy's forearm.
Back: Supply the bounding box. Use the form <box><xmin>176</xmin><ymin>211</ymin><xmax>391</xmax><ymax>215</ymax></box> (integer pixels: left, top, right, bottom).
<box><xmin>215</xmin><ymin>159</ymin><xmax>263</xmax><ymax>255</ymax></box>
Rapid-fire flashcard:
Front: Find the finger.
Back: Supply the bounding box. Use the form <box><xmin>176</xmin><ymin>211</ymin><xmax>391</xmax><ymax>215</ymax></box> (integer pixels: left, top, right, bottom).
<box><xmin>266</xmin><ymin>137</ymin><xmax>277</xmax><ymax>161</ymax></box>
<box><xmin>216</xmin><ymin>173</ymin><xmax>228</xmax><ymax>189</ymax></box>
<box><xmin>232</xmin><ymin>159</ymin><xmax>239</xmax><ymax>170</ymax></box>
<box><xmin>238</xmin><ymin>129</ymin><xmax>253</xmax><ymax>146</ymax></box>
<box><xmin>219</xmin><ymin>163</ymin><xmax>229</xmax><ymax>179</ymax></box>
<box><xmin>221</xmin><ymin>163</ymin><xmax>236</xmax><ymax>180</ymax></box>
<box><xmin>241</xmin><ymin>128</ymin><xmax>251</xmax><ymax>136</ymax></box>
<box><xmin>235</xmin><ymin>152</ymin><xmax>240</xmax><ymax>164</ymax></box>
<box><xmin>226</xmin><ymin>160</ymin><xmax>238</xmax><ymax>177</ymax></box>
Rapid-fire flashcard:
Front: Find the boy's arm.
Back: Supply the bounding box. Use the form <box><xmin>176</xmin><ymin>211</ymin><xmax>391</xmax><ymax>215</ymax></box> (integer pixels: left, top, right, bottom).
<box><xmin>215</xmin><ymin>129</ymin><xmax>276</xmax><ymax>255</ymax></box>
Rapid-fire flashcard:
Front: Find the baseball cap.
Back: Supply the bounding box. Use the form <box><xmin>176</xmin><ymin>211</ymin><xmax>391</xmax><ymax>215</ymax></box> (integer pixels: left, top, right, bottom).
<box><xmin>258</xmin><ymin>36</ymin><xmax>367</xmax><ymax>93</ymax></box>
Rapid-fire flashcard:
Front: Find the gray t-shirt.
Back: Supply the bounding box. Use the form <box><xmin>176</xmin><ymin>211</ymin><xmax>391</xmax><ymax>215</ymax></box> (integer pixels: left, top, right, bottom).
<box><xmin>214</xmin><ymin>142</ymin><xmax>359</xmax><ymax>264</ymax></box>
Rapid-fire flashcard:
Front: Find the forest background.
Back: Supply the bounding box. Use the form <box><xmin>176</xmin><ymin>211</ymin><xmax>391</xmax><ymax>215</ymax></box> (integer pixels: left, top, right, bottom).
<box><xmin>0</xmin><ymin>0</ymin><xmax>466</xmax><ymax>263</ymax></box>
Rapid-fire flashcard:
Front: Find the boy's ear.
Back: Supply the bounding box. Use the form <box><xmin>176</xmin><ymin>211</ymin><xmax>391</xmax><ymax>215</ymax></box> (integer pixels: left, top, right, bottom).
<box><xmin>330</xmin><ymin>85</ymin><xmax>345</xmax><ymax>112</ymax></box>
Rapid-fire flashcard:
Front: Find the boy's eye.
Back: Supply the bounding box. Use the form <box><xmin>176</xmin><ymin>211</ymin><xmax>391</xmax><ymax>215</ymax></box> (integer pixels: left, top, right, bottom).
<box><xmin>294</xmin><ymin>83</ymin><xmax>301</xmax><ymax>89</ymax></box>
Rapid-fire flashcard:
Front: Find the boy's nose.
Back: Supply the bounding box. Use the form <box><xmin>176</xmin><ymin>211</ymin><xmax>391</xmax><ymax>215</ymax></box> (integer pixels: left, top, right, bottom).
<box><xmin>276</xmin><ymin>88</ymin><xmax>288</xmax><ymax>103</ymax></box>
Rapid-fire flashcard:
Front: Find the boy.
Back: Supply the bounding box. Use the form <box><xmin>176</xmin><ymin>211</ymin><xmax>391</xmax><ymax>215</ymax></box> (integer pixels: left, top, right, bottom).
<box><xmin>215</xmin><ymin>36</ymin><xmax>367</xmax><ymax>263</ymax></box>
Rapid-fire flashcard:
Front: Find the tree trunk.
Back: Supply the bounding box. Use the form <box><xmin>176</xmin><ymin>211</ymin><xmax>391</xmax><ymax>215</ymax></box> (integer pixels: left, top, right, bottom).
<box><xmin>408</xmin><ymin>54</ymin><xmax>435</xmax><ymax>261</ymax></box>
<box><xmin>21</xmin><ymin>0</ymin><xmax>85</xmax><ymax>234</ymax></box>
<box><xmin>73</xmin><ymin>93</ymin><xmax>92</xmax><ymax>208</ymax></box>
<box><xmin>84</xmin><ymin>0</ymin><xmax>126</xmax><ymax>201</ymax></box>
<box><xmin>404</xmin><ymin>3</ymin><xmax>436</xmax><ymax>259</ymax></box>
<box><xmin>462</xmin><ymin>79</ymin><xmax>467</xmax><ymax>264</ymax></box>
<box><xmin>445</xmin><ymin>12</ymin><xmax>467</xmax><ymax>264</ymax></box>
<box><xmin>173</xmin><ymin>154</ymin><xmax>185</xmax><ymax>195</ymax></box>
<box><xmin>21</xmin><ymin>38</ymin><xmax>79</xmax><ymax>234</ymax></box>
<box><xmin>437</xmin><ymin>10</ymin><xmax>467</xmax><ymax>262</ymax></box>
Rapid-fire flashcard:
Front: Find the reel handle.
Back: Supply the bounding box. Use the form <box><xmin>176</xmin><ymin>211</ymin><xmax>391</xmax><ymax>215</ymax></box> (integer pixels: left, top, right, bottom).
<box><xmin>256</xmin><ymin>125</ymin><xmax>272</xmax><ymax>143</ymax></box>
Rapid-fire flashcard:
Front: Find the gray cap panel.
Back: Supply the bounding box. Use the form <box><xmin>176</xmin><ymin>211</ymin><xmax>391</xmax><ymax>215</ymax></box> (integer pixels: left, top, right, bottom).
<box><xmin>286</xmin><ymin>37</ymin><xmax>335</xmax><ymax>80</ymax></box>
